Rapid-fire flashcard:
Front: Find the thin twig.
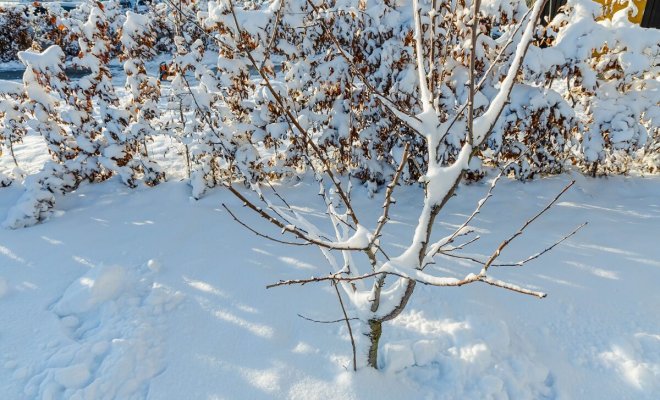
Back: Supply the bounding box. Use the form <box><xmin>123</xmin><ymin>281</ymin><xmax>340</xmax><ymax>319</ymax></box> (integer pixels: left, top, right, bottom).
<box><xmin>259</xmin><ymin>0</ymin><xmax>286</xmax><ymax>72</ymax></box>
<box><xmin>222</xmin><ymin>203</ymin><xmax>310</xmax><ymax>246</ymax></box>
<box><xmin>491</xmin><ymin>222</ymin><xmax>587</xmax><ymax>267</ymax></box>
<box><xmin>440</xmin><ymin>171</ymin><xmax>503</xmax><ymax>248</ymax></box>
<box><xmin>250</xmin><ymin>185</ymin><xmax>306</xmax><ymax>235</ymax></box>
<box><xmin>438</xmin><ymin>251</ymin><xmax>487</xmax><ymax>265</ymax></box>
<box><xmin>297</xmin><ymin>313</ymin><xmax>360</xmax><ymax>324</ymax></box>
<box><xmin>467</xmin><ymin>0</ymin><xmax>482</xmax><ymax>147</ymax></box>
<box><xmin>444</xmin><ymin>235</ymin><xmax>481</xmax><ymax>252</ymax></box>
<box><xmin>224</xmin><ymin>182</ymin><xmax>367</xmax><ymax>250</ymax></box>
<box><xmin>429</xmin><ymin>0</ymin><xmax>438</xmax><ymax>93</ymax></box>
<box><xmin>332</xmin><ymin>281</ymin><xmax>357</xmax><ymax>371</ymax></box>
<box><xmin>482</xmin><ymin>180</ymin><xmax>575</xmax><ymax>273</ymax></box>
<box><xmin>266</xmin><ymin>181</ymin><xmax>293</xmax><ymax>209</ymax></box>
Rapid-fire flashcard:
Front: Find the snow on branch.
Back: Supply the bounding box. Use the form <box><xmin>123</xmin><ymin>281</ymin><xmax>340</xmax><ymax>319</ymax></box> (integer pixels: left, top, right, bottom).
<box><xmin>267</xmin><ymin>269</ymin><xmax>546</xmax><ymax>298</ymax></box>
<box><xmin>223</xmin><ymin>183</ymin><xmax>371</xmax><ymax>251</ymax></box>
<box><xmin>412</xmin><ymin>0</ymin><xmax>432</xmax><ymax>112</ymax></box>
<box><xmin>472</xmin><ymin>0</ymin><xmax>548</xmax><ymax>145</ymax></box>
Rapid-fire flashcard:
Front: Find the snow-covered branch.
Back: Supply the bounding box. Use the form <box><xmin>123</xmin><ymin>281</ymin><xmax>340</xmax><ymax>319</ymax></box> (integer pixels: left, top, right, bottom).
<box><xmin>267</xmin><ymin>269</ymin><xmax>546</xmax><ymax>298</ymax></box>
<box><xmin>472</xmin><ymin>0</ymin><xmax>547</xmax><ymax>144</ymax></box>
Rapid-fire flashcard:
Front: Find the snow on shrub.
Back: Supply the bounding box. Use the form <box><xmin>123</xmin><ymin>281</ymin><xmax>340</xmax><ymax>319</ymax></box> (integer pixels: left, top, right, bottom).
<box><xmin>0</xmin><ymin>6</ymin><xmax>32</xmax><ymax>62</ymax></box>
<box><xmin>3</xmin><ymin>46</ymin><xmax>75</xmax><ymax>228</ymax></box>
<box><xmin>1</xmin><ymin>0</ymin><xmax>657</xmax><ymax>231</ymax></box>
<box><xmin>119</xmin><ymin>11</ymin><xmax>166</xmax><ymax>187</ymax></box>
<box><xmin>486</xmin><ymin>84</ymin><xmax>577</xmax><ymax>180</ymax></box>
<box><xmin>69</xmin><ymin>0</ymin><xmax>126</xmax><ymax>58</ymax></box>
<box><xmin>68</xmin><ymin>3</ymin><xmax>139</xmax><ymax>187</ymax></box>
<box><xmin>165</xmin><ymin>33</ymin><xmax>229</xmax><ymax>198</ymax></box>
<box><xmin>197</xmin><ymin>0</ymin><xmax>579</xmax><ymax>194</ymax></box>
<box><xmin>0</xmin><ymin>80</ymin><xmax>27</xmax><ymax>179</ymax></box>
<box><xmin>530</xmin><ymin>0</ymin><xmax>660</xmax><ymax>175</ymax></box>
<box><xmin>198</xmin><ymin>0</ymin><xmax>282</xmax><ymax>187</ymax></box>
<box><xmin>18</xmin><ymin>45</ymin><xmax>76</xmax><ymax>167</ymax></box>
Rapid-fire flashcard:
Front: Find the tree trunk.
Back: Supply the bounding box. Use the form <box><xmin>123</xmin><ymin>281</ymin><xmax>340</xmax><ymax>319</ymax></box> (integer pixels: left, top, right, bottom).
<box><xmin>367</xmin><ymin>319</ymin><xmax>382</xmax><ymax>369</ymax></box>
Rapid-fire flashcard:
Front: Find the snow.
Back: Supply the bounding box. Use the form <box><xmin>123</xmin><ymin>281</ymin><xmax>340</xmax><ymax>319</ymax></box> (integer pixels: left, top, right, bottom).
<box><xmin>0</xmin><ymin>0</ymin><xmax>658</xmax><ymax>394</ymax></box>
<box><xmin>1</xmin><ymin>136</ymin><xmax>659</xmax><ymax>398</ymax></box>
<box><xmin>121</xmin><ymin>12</ymin><xmax>150</xmax><ymax>52</ymax></box>
<box><xmin>17</xmin><ymin>46</ymin><xmax>66</xmax><ymax>75</ymax></box>
<box><xmin>0</xmin><ymin>276</ymin><xmax>8</xmax><ymax>298</ymax></box>
<box><xmin>0</xmin><ymin>79</ymin><xmax>22</xmax><ymax>96</ymax></box>
<box><xmin>52</xmin><ymin>264</ymin><xmax>128</xmax><ymax>316</ymax></box>
<box><xmin>15</xmin><ymin>258</ymin><xmax>182</xmax><ymax>399</ymax></box>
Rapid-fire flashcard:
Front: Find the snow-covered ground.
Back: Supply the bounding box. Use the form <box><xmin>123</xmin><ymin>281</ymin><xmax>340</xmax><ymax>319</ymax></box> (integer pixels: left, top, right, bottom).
<box><xmin>1</xmin><ymin>137</ymin><xmax>659</xmax><ymax>399</ymax></box>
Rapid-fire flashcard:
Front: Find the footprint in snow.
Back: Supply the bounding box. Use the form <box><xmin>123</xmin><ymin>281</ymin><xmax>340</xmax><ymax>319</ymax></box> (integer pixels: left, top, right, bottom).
<box><xmin>23</xmin><ymin>262</ymin><xmax>182</xmax><ymax>400</ymax></box>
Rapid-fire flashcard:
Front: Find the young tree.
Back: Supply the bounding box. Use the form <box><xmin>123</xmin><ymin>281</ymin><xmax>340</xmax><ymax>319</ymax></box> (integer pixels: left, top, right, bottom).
<box><xmin>203</xmin><ymin>0</ymin><xmax>584</xmax><ymax>370</ymax></box>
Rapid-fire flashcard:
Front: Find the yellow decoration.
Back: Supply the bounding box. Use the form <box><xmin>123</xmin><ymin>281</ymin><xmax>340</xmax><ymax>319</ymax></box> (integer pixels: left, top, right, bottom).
<box><xmin>593</xmin><ymin>0</ymin><xmax>648</xmax><ymax>24</ymax></box>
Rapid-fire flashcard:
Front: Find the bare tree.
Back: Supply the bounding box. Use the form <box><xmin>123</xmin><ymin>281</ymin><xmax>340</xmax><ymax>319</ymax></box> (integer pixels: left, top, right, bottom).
<box><xmin>183</xmin><ymin>0</ymin><xmax>585</xmax><ymax>370</ymax></box>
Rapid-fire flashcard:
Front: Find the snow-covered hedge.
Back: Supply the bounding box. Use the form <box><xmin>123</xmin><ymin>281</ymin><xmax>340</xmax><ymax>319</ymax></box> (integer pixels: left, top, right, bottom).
<box><xmin>1</xmin><ymin>0</ymin><xmax>659</xmax><ymax>228</ymax></box>
<box><xmin>0</xmin><ymin>6</ymin><xmax>32</xmax><ymax>63</ymax></box>
<box><xmin>530</xmin><ymin>0</ymin><xmax>660</xmax><ymax>175</ymax></box>
<box><xmin>2</xmin><ymin>4</ymin><xmax>167</xmax><ymax>228</ymax></box>
<box><xmin>191</xmin><ymin>0</ymin><xmax>658</xmax><ymax>187</ymax></box>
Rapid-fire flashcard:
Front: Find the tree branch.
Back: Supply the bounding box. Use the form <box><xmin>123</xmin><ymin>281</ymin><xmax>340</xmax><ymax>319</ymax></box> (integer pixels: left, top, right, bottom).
<box><xmin>222</xmin><ymin>203</ymin><xmax>310</xmax><ymax>246</ymax></box>
<box><xmin>467</xmin><ymin>0</ymin><xmax>482</xmax><ymax>146</ymax></box>
<box><xmin>259</xmin><ymin>0</ymin><xmax>286</xmax><ymax>72</ymax></box>
<box><xmin>267</xmin><ymin>270</ymin><xmax>546</xmax><ymax>298</ymax></box>
<box><xmin>332</xmin><ymin>280</ymin><xmax>357</xmax><ymax>371</ymax></box>
<box><xmin>369</xmin><ymin>142</ymin><xmax>410</xmax><ymax>248</ymax></box>
<box><xmin>472</xmin><ymin>0</ymin><xmax>549</xmax><ymax>144</ymax></box>
<box><xmin>297</xmin><ymin>313</ymin><xmax>359</xmax><ymax>324</ymax></box>
<box><xmin>482</xmin><ymin>180</ymin><xmax>575</xmax><ymax>273</ymax></box>
<box><xmin>304</xmin><ymin>0</ymin><xmax>424</xmax><ymax>134</ymax></box>
<box><xmin>491</xmin><ymin>221</ymin><xmax>587</xmax><ymax>267</ymax></box>
<box><xmin>224</xmin><ymin>182</ymin><xmax>368</xmax><ymax>250</ymax></box>
<box><xmin>226</xmin><ymin>0</ymin><xmax>360</xmax><ymax>227</ymax></box>
<box><xmin>412</xmin><ymin>0</ymin><xmax>433</xmax><ymax>111</ymax></box>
